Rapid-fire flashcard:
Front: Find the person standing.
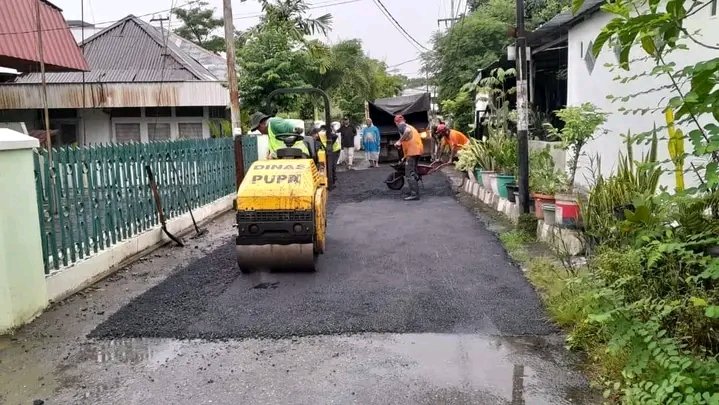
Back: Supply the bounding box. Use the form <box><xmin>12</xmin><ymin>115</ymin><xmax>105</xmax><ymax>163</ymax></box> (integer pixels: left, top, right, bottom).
<box><xmin>362</xmin><ymin>118</ymin><xmax>381</xmax><ymax>167</ymax></box>
<box><xmin>337</xmin><ymin>116</ymin><xmax>357</xmax><ymax>170</ymax></box>
<box><xmin>393</xmin><ymin>115</ymin><xmax>423</xmax><ymax>201</ymax></box>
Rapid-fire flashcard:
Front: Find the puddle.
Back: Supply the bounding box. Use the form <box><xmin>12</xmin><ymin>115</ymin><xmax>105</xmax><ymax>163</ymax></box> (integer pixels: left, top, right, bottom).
<box><xmin>369</xmin><ymin>333</ymin><xmax>595</xmax><ymax>404</ymax></box>
<box><xmin>78</xmin><ymin>338</ymin><xmax>184</xmax><ymax>367</ymax></box>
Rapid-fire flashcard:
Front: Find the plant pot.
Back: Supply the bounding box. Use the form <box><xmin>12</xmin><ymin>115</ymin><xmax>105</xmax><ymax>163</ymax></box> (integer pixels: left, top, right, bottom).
<box><xmin>542</xmin><ymin>203</ymin><xmax>557</xmax><ymax>226</ymax></box>
<box><xmin>488</xmin><ymin>173</ymin><xmax>499</xmax><ymax>195</ymax></box>
<box><xmin>496</xmin><ymin>175</ymin><xmax>516</xmax><ymax>199</ymax></box>
<box><xmin>532</xmin><ymin>192</ymin><xmax>555</xmax><ymax>220</ymax></box>
<box><xmin>555</xmin><ymin>192</ymin><xmax>580</xmax><ymax>228</ymax></box>
<box><xmin>506</xmin><ymin>184</ymin><xmax>518</xmax><ymax>203</ymax></box>
<box><xmin>474</xmin><ymin>168</ymin><xmax>484</xmax><ymax>186</ymax></box>
<box><xmin>480</xmin><ymin>170</ymin><xmax>495</xmax><ymax>190</ymax></box>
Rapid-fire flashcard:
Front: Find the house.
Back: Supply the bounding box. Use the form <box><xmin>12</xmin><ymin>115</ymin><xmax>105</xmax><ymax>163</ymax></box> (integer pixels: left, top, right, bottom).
<box><xmin>0</xmin><ymin>15</ymin><xmax>230</xmax><ymax>146</ymax></box>
<box><xmin>0</xmin><ymin>0</ymin><xmax>88</xmax><ymax>72</ymax></box>
<box><xmin>525</xmin><ymin>0</ymin><xmax>718</xmax><ymax>190</ymax></box>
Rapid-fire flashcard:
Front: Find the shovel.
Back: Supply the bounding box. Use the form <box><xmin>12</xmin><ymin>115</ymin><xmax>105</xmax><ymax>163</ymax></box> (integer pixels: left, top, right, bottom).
<box><xmin>146</xmin><ymin>165</ymin><xmax>184</xmax><ymax>247</ymax></box>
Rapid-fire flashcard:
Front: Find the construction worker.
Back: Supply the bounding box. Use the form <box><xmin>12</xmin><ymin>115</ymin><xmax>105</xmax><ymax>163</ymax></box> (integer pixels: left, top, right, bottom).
<box><xmin>311</xmin><ymin>124</ymin><xmax>339</xmax><ymax>185</ymax></box>
<box><xmin>435</xmin><ymin>123</ymin><xmax>469</xmax><ymax>163</ymax></box>
<box><xmin>393</xmin><ymin>115</ymin><xmax>423</xmax><ymax>201</ymax></box>
<box><xmin>250</xmin><ymin>111</ymin><xmax>309</xmax><ymax>159</ymax></box>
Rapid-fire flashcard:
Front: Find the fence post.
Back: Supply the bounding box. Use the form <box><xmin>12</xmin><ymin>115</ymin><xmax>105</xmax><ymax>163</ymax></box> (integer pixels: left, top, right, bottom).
<box><xmin>0</xmin><ymin>130</ymin><xmax>48</xmax><ymax>333</ymax></box>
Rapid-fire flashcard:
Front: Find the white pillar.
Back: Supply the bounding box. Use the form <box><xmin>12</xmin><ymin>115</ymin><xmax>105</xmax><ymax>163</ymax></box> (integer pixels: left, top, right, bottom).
<box><xmin>0</xmin><ymin>129</ymin><xmax>48</xmax><ymax>332</ymax></box>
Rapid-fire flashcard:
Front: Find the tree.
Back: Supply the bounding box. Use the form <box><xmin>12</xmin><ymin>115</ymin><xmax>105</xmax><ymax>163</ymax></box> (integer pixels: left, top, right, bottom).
<box><xmin>237</xmin><ymin>27</ymin><xmax>308</xmax><ymax>114</ymax></box>
<box><xmin>172</xmin><ymin>1</ymin><xmax>224</xmax><ymax>53</ymax></box>
<box><xmin>258</xmin><ymin>0</ymin><xmax>332</xmax><ymax>41</ymax></box>
<box><xmin>425</xmin><ymin>0</ymin><xmax>515</xmax><ymax>107</ymax></box>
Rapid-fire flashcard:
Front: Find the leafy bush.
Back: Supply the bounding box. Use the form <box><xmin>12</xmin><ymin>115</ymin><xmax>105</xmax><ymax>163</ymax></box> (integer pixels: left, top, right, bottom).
<box><xmin>528</xmin><ymin>146</ymin><xmax>566</xmax><ymax>195</ymax></box>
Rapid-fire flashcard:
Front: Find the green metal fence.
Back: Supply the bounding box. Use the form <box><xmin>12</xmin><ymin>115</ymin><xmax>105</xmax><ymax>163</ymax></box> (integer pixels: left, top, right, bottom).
<box><xmin>33</xmin><ymin>137</ymin><xmax>257</xmax><ymax>273</ymax></box>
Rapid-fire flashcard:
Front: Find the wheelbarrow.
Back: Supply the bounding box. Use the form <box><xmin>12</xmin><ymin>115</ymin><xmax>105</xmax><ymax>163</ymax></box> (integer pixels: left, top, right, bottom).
<box><xmin>384</xmin><ymin>158</ymin><xmax>452</xmax><ymax>190</ymax></box>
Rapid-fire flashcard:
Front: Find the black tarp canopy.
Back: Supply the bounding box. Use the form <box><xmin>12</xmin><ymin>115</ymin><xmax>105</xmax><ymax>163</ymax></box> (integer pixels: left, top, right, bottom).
<box><xmin>368</xmin><ymin>93</ymin><xmax>431</xmax><ymax>135</ymax></box>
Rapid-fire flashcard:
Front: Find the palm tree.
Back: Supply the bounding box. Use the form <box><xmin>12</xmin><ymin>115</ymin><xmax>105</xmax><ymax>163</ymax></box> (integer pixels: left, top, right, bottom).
<box><xmin>258</xmin><ymin>0</ymin><xmax>332</xmax><ymax>40</ymax></box>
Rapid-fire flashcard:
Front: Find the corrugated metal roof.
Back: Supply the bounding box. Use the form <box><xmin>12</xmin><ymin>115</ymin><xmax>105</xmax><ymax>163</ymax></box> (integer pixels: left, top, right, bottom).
<box><xmin>168</xmin><ymin>33</ymin><xmax>227</xmax><ymax>82</ymax></box>
<box><xmin>528</xmin><ymin>0</ymin><xmax>604</xmax><ymax>45</ymax></box>
<box><xmin>0</xmin><ymin>0</ymin><xmax>89</xmax><ymax>72</ymax></box>
<box><xmin>9</xmin><ymin>15</ymin><xmax>222</xmax><ymax>84</ymax></box>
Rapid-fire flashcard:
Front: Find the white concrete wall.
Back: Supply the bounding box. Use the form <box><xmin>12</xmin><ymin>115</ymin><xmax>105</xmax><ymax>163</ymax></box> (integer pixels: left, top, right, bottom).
<box><xmin>0</xmin><ymin>130</ymin><xmax>47</xmax><ymax>332</ymax></box>
<box><xmin>567</xmin><ymin>7</ymin><xmax>718</xmax><ymax>190</ymax></box>
<box><xmin>79</xmin><ymin>109</ymin><xmax>112</xmax><ymax>144</ymax></box>
<box><xmin>79</xmin><ymin>107</ymin><xmax>213</xmax><ymax>144</ymax></box>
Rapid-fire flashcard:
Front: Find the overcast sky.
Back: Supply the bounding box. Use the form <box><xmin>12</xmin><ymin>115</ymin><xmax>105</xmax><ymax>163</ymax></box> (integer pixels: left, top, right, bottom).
<box><xmin>52</xmin><ymin>0</ymin><xmax>465</xmax><ymax>78</ymax></box>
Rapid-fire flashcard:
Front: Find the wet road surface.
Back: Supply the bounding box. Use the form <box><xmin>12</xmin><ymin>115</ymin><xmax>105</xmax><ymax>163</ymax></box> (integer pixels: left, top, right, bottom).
<box><xmin>0</xmin><ymin>167</ymin><xmax>599</xmax><ymax>404</ymax></box>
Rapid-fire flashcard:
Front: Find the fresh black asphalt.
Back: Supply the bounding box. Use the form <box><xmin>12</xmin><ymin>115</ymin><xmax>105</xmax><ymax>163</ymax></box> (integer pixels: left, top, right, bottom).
<box><xmin>89</xmin><ymin>167</ymin><xmax>557</xmax><ymax>340</ymax></box>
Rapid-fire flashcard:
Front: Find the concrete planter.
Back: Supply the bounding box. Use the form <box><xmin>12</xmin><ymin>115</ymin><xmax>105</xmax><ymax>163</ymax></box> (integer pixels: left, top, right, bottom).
<box><xmin>495</xmin><ymin>175</ymin><xmax>515</xmax><ymax>199</ymax></box>
<box><xmin>555</xmin><ymin>192</ymin><xmax>580</xmax><ymax>228</ymax></box>
<box><xmin>488</xmin><ymin>173</ymin><xmax>499</xmax><ymax>195</ymax></box>
<box><xmin>542</xmin><ymin>203</ymin><xmax>557</xmax><ymax>226</ymax></box>
<box><xmin>532</xmin><ymin>193</ymin><xmax>555</xmax><ymax>220</ymax></box>
<box><xmin>480</xmin><ymin>171</ymin><xmax>495</xmax><ymax>191</ymax></box>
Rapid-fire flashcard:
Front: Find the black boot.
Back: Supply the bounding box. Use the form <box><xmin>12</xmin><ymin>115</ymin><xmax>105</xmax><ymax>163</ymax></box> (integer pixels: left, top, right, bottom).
<box><xmin>405</xmin><ymin>177</ymin><xmax>420</xmax><ymax>201</ymax></box>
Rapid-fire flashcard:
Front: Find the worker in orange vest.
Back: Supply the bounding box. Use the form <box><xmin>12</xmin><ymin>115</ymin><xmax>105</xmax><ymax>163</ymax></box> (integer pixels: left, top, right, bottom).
<box><xmin>393</xmin><ymin>115</ymin><xmax>423</xmax><ymax>201</ymax></box>
<box><xmin>435</xmin><ymin>123</ymin><xmax>470</xmax><ymax>163</ymax></box>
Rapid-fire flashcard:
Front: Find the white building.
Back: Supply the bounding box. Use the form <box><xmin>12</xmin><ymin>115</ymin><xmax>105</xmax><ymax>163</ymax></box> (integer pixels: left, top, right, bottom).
<box><xmin>0</xmin><ymin>15</ymin><xmax>231</xmax><ymax>146</ymax></box>
<box><xmin>533</xmin><ymin>0</ymin><xmax>718</xmax><ymax>190</ymax></box>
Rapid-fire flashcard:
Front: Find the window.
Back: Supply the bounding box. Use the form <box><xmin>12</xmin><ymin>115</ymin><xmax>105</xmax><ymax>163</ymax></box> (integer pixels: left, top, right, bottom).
<box><xmin>711</xmin><ymin>0</ymin><xmax>717</xmax><ymax>16</ymax></box>
<box><xmin>115</xmin><ymin>123</ymin><xmax>141</xmax><ymax>143</ymax></box>
<box><xmin>585</xmin><ymin>40</ymin><xmax>596</xmax><ymax>73</ymax></box>
<box><xmin>209</xmin><ymin>106</ymin><xmax>229</xmax><ymax>119</ymax></box>
<box><xmin>175</xmin><ymin>107</ymin><xmax>204</xmax><ymax>117</ymax></box>
<box><xmin>145</xmin><ymin>107</ymin><xmax>172</xmax><ymax>117</ymax></box>
<box><xmin>148</xmin><ymin>123</ymin><xmax>171</xmax><ymax>141</ymax></box>
<box><xmin>49</xmin><ymin>109</ymin><xmax>77</xmax><ymax>119</ymax></box>
<box><xmin>111</xmin><ymin>108</ymin><xmax>142</xmax><ymax>118</ymax></box>
<box><xmin>178</xmin><ymin>123</ymin><xmax>203</xmax><ymax>139</ymax></box>
<box><xmin>580</xmin><ymin>41</ymin><xmax>584</xmax><ymax>58</ymax></box>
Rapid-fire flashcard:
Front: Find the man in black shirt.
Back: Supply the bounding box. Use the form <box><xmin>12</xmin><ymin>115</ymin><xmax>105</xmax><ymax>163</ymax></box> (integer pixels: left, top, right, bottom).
<box><xmin>337</xmin><ymin>116</ymin><xmax>357</xmax><ymax>170</ymax></box>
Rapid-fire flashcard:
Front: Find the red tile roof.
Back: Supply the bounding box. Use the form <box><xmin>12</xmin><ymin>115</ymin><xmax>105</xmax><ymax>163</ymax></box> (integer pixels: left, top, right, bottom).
<box><xmin>0</xmin><ymin>0</ymin><xmax>89</xmax><ymax>72</ymax></box>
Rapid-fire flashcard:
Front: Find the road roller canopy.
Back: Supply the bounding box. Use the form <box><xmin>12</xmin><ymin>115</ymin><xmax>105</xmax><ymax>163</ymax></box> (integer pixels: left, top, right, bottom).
<box><xmin>236</xmin><ymin>159</ymin><xmax>321</xmax><ymax>211</ymax></box>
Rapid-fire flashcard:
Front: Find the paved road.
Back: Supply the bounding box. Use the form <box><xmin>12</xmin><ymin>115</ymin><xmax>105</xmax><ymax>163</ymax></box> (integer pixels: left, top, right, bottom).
<box><xmin>0</xmin><ymin>167</ymin><xmax>598</xmax><ymax>404</ymax></box>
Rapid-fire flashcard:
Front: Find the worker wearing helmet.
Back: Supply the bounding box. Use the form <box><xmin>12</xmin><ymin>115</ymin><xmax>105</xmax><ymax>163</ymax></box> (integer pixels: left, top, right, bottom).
<box><xmin>393</xmin><ymin>115</ymin><xmax>423</xmax><ymax>201</ymax></box>
<box><xmin>435</xmin><ymin>124</ymin><xmax>469</xmax><ymax>163</ymax></box>
<box><xmin>310</xmin><ymin>124</ymin><xmax>339</xmax><ymax>185</ymax></box>
<box><xmin>250</xmin><ymin>111</ymin><xmax>309</xmax><ymax>159</ymax></box>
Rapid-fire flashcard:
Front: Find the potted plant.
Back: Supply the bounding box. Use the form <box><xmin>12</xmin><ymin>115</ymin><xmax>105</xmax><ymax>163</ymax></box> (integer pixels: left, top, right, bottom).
<box><xmin>482</xmin><ymin>130</ymin><xmax>515</xmax><ymax>197</ymax></box>
<box><xmin>455</xmin><ymin>144</ymin><xmax>480</xmax><ymax>181</ymax></box>
<box><xmin>545</xmin><ymin>103</ymin><xmax>607</xmax><ymax>226</ymax></box>
<box><xmin>528</xmin><ymin>147</ymin><xmax>565</xmax><ymax>219</ymax></box>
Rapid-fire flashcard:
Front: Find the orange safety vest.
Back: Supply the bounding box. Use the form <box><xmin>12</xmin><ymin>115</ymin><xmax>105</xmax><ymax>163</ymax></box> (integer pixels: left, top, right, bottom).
<box><xmin>401</xmin><ymin>124</ymin><xmax>424</xmax><ymax>157</ymax></box>
<box><xmin>443</xmin><ymin>129</ymin><xmax>469</xmax><ymax>151</ymax></box>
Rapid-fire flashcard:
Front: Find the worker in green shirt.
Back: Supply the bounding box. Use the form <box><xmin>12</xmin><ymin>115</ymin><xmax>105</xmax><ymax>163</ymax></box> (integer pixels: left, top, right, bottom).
<box><xmin>249</xmin><ymin>111</ymin><xmax>309</xmax><ymax>159</ymax></box>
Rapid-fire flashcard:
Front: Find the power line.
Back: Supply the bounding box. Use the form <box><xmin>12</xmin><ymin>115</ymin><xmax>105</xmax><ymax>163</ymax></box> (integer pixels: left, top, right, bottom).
<box><xmin>371</xmin><ymin>0</ymin><xmax>429</xmax><ymax>52</ymax></box>
<box><xmin>0</xmin><ymin>0</ymin><xmax>203</xmax><ymax>36</ymax></box>
<box><xmin>231</xmin><ymin>0</ymin><xmax>364</xmax><ymax>21</ymax></box>
<box><xmin>388</xmin><ymin>57</ymin><xmax>421</xmax><ymax>68</ymax></box>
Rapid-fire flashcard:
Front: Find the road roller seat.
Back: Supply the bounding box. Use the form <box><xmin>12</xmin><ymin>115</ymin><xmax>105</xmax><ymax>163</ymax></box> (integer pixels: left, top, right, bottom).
<box><xmin>274</xmin><ymin>133</ymin><xmax>312</xmax><ymax>160</ymax></box>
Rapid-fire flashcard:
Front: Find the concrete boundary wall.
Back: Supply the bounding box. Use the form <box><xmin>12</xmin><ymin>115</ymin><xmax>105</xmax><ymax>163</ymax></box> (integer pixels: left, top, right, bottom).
<box><xmin>45</xmin><ymin>194</ymin><xmax>235</xmax><ymax>305</ymax></box>
<box><xmin>459</xmin><ymin>175</ymin><xmax>584</xmax><ymax>256</ymax></box>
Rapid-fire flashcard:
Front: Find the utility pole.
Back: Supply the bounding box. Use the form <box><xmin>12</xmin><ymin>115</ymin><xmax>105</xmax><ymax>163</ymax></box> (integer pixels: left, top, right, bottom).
<box><xmin>223</xmin><ymin>0</ymin><xmax>241</xmax><ymax>134</ymax></box>
<box><xmin>223</xmin><ymin>0</ymin><xmax>245</xmax><ymax>188</ymax></box>
<box><xmin>36</xmin><ymin>0</ymin><xmax>52</xmax><ymax>158</ymax></box>
<box><xmin>515</xmin><ymin>0</ymin><xmax>530</xmax><ymax>214</ymax></box>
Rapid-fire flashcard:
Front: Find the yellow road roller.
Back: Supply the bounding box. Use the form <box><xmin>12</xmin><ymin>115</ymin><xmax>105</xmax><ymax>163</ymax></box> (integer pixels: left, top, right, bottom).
<box><xmin>234</xmin><ymin>88</ymin><xmax>337</xmax><ymax>273</ymax></box>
